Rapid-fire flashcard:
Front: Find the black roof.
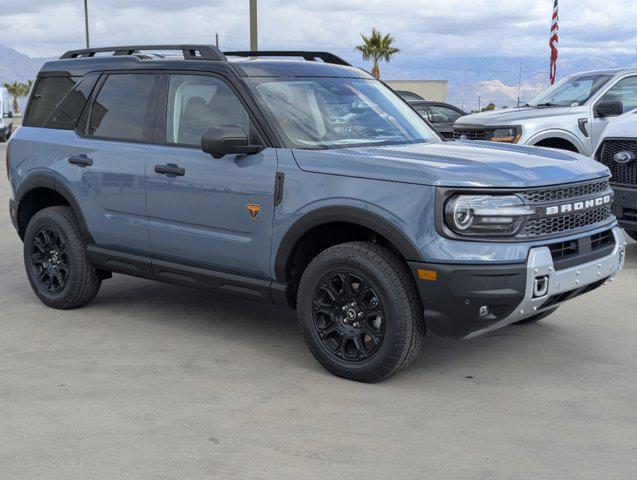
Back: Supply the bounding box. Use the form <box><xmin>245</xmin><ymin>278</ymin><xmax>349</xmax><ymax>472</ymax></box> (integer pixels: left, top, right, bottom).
<box><xmin>40</xmin><ymin>45</ymin><xmax>371</xmax><ymax>79</ymax></box>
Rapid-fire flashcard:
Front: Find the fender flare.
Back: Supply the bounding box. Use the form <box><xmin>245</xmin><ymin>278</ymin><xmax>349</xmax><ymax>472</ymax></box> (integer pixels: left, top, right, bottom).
<box><xmin>274</xmin><ymin>205</ymin><xmax>424</xmax><ymax>281</ymax></box>
<box><xmin>15</xmin><ymin>171</ymin><xmax>94</xmax><ymax>242</ymax></box>
<box><xmin>526</xmin><ymin>129</ymin><xmax>585</xmax><ymax>153</ymax></box>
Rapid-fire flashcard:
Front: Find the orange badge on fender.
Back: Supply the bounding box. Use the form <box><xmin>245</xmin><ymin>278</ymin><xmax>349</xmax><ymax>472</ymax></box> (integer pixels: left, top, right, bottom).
<box><xmin>246</xmin><ymin>204</ymin><xmax>261</xmax><ymax>219</ymax></box>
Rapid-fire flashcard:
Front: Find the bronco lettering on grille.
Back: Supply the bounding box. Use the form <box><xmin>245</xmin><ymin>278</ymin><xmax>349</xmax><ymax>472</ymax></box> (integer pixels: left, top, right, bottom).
<box><xmin>544</xmin><ymin>195</ymin><xmax>612</xmax><ymax>216</ymax></box>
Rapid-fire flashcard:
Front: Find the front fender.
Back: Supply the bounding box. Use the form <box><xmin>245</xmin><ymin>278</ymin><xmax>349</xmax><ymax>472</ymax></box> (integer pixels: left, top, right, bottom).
<box><xmin>273</xmin><ymin>204</ymin><xmax>425</xmax><ymax>282</ymax></box>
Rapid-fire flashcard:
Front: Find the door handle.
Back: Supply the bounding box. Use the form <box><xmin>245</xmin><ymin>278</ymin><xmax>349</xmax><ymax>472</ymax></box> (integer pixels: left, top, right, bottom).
<box><xmin>154</xmin><ymin>164</ymin><xmax>185</xmax><ymax>176</ymax></box>
<box><xmin>68</xmin><ymin>154</ymin><xmax>93</xmax><ymax>167</ymax></box>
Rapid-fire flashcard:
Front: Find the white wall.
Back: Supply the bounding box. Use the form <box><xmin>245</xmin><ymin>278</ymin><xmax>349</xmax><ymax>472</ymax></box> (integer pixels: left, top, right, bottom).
<box><xmin>385</xmin><ymin>80</ymin><xmax>448</xmax><ymax>102</ymax></box>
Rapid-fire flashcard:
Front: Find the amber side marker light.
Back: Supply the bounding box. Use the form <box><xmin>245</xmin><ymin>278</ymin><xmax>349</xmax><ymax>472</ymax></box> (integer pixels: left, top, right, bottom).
<box><xmin>417</xmin><ymin>269</ymin><xmax>437</xmax><ymax>281</ymax></box>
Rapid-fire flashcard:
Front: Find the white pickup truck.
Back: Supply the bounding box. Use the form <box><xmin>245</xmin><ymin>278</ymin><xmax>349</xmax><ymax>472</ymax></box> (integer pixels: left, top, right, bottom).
<box><xmin>453</xmin><ymin>68</ymin><xmax>637</xmax><ymax>157</ymax></box>
<box><xmin>594</xmin><ymin>109</ymin><xmax>637</xmax><ymax>240</ymax></box>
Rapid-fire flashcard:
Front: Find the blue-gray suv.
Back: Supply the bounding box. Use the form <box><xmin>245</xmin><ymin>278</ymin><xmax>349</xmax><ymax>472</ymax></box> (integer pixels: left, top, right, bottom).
<box><xmin>7</xmin><ymin>45</ymin><xmax>627</xmax><ymax>382</ymax></box>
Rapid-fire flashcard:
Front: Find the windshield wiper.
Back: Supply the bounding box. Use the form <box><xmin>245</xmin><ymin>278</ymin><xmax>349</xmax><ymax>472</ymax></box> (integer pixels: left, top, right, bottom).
<box><xmin>534</xmin><ymin>102</ymin><xmax>561</xmax><ymax>107</ymax></box>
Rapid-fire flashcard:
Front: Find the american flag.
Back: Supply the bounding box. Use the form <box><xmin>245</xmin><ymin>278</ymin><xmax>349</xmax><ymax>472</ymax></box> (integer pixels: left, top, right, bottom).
<box><xmin>549</xmin><ymin>0</ymin><xmax>559</xmax><ymax>85</ymax></box>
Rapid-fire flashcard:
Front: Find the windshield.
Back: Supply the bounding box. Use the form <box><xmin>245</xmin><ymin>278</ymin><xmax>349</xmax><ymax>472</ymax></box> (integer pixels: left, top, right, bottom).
<box><xmin>528</xmin><ymin>74</ymin><xmax>612</xmax><ymax>107</ymax></box>
<box><xmin>246</xmin><ymin>77</ymin><xmax>439</xmax><ymax>149</ymax></box>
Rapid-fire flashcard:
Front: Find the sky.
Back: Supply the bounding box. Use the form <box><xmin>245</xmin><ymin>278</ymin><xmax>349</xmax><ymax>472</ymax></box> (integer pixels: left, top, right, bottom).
<box><xmin>1</xmin><ymin>0</ymin><xmax>636</xmax><ymax>61</ymax></box>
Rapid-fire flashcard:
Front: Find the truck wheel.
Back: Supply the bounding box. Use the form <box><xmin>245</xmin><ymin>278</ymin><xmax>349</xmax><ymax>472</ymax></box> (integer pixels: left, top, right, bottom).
<box><xmin>297</xmin><ymin>242</ymin><xmax>425</xmax><ymax>382</ymax></box>
<box><xmin>514</xmin><ymin>307</ymin><xmax>558</xmax><ymax>325</ymax></box>
<box><xmin>23</xmin><ymin>206</ymin><xmax>102</xmax><ymax>309</ymax></box>
<box><xmin>625</xmin><ymin>230</ymin><xmax>637</xmax><ymax>242</ymax></box>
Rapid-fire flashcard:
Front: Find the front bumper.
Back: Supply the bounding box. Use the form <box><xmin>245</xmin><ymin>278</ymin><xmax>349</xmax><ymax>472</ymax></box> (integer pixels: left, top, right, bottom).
<box><xmin>9</xmin><ymin>198</ymin><xmax>18</xmax><ymax>230</ymax></box>
<box><xmin>409</xmin><ymin>226</ymin><xmax>627</xmax><ymax>339</ymax></box>
<box><xmin>612</xmin><ymin>184</ymin><xmax>637</xmax><ymax>232</ymax></box>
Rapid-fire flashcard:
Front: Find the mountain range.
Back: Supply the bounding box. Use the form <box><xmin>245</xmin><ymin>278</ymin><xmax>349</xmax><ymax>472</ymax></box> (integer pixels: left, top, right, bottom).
<box><xmin>1</xmin><ymin>44</ymin><xmax>636</xmax><ymax>112</ymax></box>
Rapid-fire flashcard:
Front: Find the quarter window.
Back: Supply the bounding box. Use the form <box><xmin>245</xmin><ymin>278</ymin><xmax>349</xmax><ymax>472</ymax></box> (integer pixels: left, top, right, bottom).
<box><xmin>598</xmin><ymin>76</ymin><xmax>637</xmax><ymax>113</ymax></box>
<box><xmin>165</xmin><ymin>74</ymin><xmax>250</xmax><ymax>146</ymax></box>
<box><xmin>89</xmin><ymin>74</ymin><xmax>158</xmax><ymax>141</ymax></box>
<box><xmin>24</xmin><ymin>76</ymin><xmax>80</xmax><ymax>127</ymax></box>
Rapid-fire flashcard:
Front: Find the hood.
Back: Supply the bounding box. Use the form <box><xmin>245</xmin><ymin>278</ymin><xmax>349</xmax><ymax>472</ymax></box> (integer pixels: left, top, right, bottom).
<box><xmin>292</xmin><ymin>140</ymin><xmax>610</xmax><ymax>188</ymax></box>
<box><xmin>603</xmin><ymin>111</ymin><xmax>637</xmax><ymax>138</ymax></box>
<box><xmin>456</xmin><ymin>106</ymin><xmax>578</xmax><ymax>126</ymax></box>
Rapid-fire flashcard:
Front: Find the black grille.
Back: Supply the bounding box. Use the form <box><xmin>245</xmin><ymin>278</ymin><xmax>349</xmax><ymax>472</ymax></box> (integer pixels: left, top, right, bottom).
<box><xmin>452</xmin><ymin>128</ymin><xmax>491</xmax><ymax>140</ymax></box>
<box><xmin>547</xmin><ymin>229</ymin><xmax>615</xmax><ymax>270</ymax></box>
<box><xmin>624</xmin><ymin>208</ymin><xmax>637</xmax><ymax>222</ymax></box>
<box><xmin>520</xmin><ymin>180</ymin><xmax>610</xmax><ymax>204</ymax></box>
<box><xmin>521</xmin><ymin>205</ymin><xmax>613</xmax><ymax>238</ymax></box>
<box><xmin>597</xmin><ymin>139</ymin><xmax>637</xmax><ymax>186</ymax></box>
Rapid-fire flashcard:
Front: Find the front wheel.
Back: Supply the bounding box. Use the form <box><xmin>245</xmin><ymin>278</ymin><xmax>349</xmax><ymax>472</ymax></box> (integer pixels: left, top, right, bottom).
<box><xmin>297</xmin><ymin>242</ymin><xmax>425</xmax><ymax>383</ymax></box>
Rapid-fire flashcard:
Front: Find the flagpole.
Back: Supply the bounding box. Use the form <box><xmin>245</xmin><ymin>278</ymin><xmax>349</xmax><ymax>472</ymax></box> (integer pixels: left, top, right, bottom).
<box><xmin>549</xmin><ymin>0</ymin><xmax>559</xmax><ymax>85</ymax></box>
<box><xmin>83</xmin><ymin>0</ymin><xmax>90</xmax><ymax>48</ymax></box>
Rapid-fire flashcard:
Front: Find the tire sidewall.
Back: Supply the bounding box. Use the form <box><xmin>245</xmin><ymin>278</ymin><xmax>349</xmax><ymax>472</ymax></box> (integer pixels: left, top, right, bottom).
<box><xmin>23</xmin><ymin>209</ymin><xmax>84</xmax><ymax>307</ymax></box>
<box><xmin>298</xmin><ymin>247</ymin><xmax>413</xmax><ymax>379</ymax></box>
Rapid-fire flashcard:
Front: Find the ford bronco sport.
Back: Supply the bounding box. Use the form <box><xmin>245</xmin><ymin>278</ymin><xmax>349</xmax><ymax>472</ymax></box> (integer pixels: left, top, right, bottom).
<box><xmin>7</xmin><ymin>45</ymin><xmax>627</xmax><ymax>382</ymax></box>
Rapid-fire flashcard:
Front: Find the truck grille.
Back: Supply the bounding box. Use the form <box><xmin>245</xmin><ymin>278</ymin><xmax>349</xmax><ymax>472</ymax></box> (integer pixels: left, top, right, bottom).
<box><xmin>452</xmin><ymin>127</ymin><xmax>491</xmax><ymax>140</ymax></box>
<box><xmin>517</xmin><ymin>178</ymin><xmax>614</xmax><ymax>238</ymax></box>
<box><xmin>520</xmin><ymin>205</ymin><xmax>612</xmax><ymax>238</ymax></box>
<box><xmin>596</xmin><ymin>139</ymin><xmax>637</xmax><ymax>186</ymax></box>
<box><xmin>519</xmin><ymin>180</ymin><xmax>609</xmax><ymax>203</ymax></box>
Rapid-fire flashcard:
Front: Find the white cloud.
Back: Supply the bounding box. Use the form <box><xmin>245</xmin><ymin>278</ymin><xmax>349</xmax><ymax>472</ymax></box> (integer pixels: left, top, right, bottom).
<box><xmin>0</xmin><ymin>0</ymin><xmax>635</xmax><ymax>60</ymax></box>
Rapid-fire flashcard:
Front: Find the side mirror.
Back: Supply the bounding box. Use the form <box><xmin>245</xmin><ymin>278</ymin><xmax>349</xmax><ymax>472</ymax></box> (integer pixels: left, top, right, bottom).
<box><xmin>595</xmin><ymin>101</ymin><xmax>623</xmax><ymax>118</ymax></box>
<box><xmin>201</xmin><ymin>125</ymin><xmax>263</xmax><ymax>159</ymax></box>
<box><xmin>3</xmin><ymin>111</ymin><xmax>12</xmax><ymax>119</ymax></box>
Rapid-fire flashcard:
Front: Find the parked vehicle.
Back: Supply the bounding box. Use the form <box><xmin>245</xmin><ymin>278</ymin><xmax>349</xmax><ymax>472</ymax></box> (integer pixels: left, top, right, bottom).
<box><xmin>409</xmin><ymin>100</ymin><xmax>466</xmax><ymax>138</ymax></box>
<box><xmin>453</xmin><ymin>68</ymin><xmax>637</xmax><ymax>156</ymax></box>
<box><xmin>594</xmin><ymin>109</ymin><xmax>637</xmax><ymax>241</ymax></box>
<box><xmin>7</xmin><ymin>45</ymin><xmax>627</xmax><ymax>382</ymax></box>
<box><xmin>0</xmin><ymin>87</ymin><xmax>14</xmax><ymax>142</ymax></box>
<box><xmin>394</xmin><ymin>89</ymin><xmax>425</xmax><ymax>102</ymax></box>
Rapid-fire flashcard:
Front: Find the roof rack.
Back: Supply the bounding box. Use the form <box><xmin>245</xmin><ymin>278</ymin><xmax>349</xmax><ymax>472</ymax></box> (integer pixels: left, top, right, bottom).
<box><xmin>224</xmin><ymin>51</ymin><xmax>351</xmax><ymax>66</ymax></box>
<box><xmin>60</xmin><ymin>44</ymin><xmax>227</xmax><ymax>61</ymax></box>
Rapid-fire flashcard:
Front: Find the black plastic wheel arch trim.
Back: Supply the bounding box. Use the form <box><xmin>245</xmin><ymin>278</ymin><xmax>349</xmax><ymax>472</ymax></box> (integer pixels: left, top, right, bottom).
<box><xmin>13</xmin><ymin>171</ymin><xmax>95</xmax><ymax>243</ymax></box>
<box><xmin>274</xmin><ymin>205</ymin><xmax>424</xmax><ymax>282</ymax></box>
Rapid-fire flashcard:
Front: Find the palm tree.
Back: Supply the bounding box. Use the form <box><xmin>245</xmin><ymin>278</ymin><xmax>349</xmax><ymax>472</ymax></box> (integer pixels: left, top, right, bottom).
<box><xmin>3</xmin><ymin>81</ymin><xmax>22</xmax><ymax>113</ymax></box>
<box><xmin>355</xmin><ymin>28</ymin><xmax>400</xmax><ymax>79</ymax></box>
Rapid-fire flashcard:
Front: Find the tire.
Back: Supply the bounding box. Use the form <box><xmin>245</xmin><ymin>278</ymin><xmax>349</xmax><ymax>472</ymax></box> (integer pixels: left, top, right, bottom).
<box><xmin>0</xmin><ymin>130</ymin><xmax>5</xmax><ymax>143</ymax></box>
<box><xmin>23</xmin><ymin>206</ymin><xmax>102</xmax><ymax>309</ymax></box>
<box><xmin>514</xmin><ymin>307</ymin><xmax>558</xmax><ymax>325</ymax></box>
<box><xmin>297</xmin><ymin>242</ymin><xmax>425</xmax><ymax>382</ymax></box>
<box><xmin>625</xmin><ymin>230</ymin><xmax>637</xmax><ymax>242</ymax></box>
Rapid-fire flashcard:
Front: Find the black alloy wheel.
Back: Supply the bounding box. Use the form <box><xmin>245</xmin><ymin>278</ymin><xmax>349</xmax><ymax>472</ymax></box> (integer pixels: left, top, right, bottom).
<box><xmin>312</xmin><ymin>270</ymin><xmax>385</xmax><ymax>362</ymax></box>
<box><xmin>30</xmin><ymin>225</ymin><xmax>71</xmax><ymax>294</ymax></box>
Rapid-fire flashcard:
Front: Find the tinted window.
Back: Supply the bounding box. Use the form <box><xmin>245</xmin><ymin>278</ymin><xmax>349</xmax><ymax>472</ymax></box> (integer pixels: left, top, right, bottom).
<box><xmin>429</xmin><ymin>105</ymin><xmax>463</xmax><ymax>123</ymax></box>
<box><xmin>166</xmin><ymin>75</ymin><xmax>250</xmax><ymax>146</ymax></box>
<box><xmin>43</xmin><ymin>74</ymin><xmax>99</xmax><ymax>130</ymax></box>
<box><xmin>24</xmin><ymin>76</ymin><xmax>79</xmax><ymax>127</ymax></box>
<box><xmin>89</xmin><ymin>74</ymin><xmax>157</xmax><ymax>141</ymax></box>
<box><xmin>599</xmin><ymin>76</ymin><xmax>637</xmax><ymax>113</ymax></box>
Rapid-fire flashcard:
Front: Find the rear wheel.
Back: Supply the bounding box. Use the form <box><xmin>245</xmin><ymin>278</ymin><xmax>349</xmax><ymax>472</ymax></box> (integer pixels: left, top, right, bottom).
<box><xmin>297</xmin><ymin>242</ymin><xmax>425</xmax><ymax>383</ymax></box>
<box><xmin>514</xmin><ymin>307</ymin><xmax>558</xmax><ymax>325</ymax></box>
<box><xmin>24</xmin><ymin>206</ymin><xmax>102</xmax><ymax>309</ymax></box>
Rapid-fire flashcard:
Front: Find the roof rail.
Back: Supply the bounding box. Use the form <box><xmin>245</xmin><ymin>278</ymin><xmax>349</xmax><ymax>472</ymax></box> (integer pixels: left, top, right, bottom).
<box><xmin>60</xmin><ymin>44</ymin><xmax>227</xmax><ymax>61</ymax></box>
<box><xmin>224</xmin><ymin>51</ymin><xmax>351</xmax><ymax>66</ymax></box>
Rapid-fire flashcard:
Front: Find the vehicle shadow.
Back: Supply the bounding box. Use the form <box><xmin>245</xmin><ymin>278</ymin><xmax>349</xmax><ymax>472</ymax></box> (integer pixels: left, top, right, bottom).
<box><xmin>83</xmin><ymin>273</ymin><xmax>591</xmax><ymax>382</ymax></box>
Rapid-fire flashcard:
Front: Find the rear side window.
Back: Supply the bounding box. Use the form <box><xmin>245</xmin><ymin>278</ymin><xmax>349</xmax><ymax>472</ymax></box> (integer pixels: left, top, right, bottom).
<box><xmin>24</xmin><ymin>76</ymin><xmax>80</xmax><ymax>127</ymax></box>
<box><xmin>43</xmin><ymin>74</ymin><xmax>99</xmax><ymax>130</ymax></box>
<box><xmin>89</xmin><ymin>74</ymin><xmax>158</xmax><ymax>142</ymax></box>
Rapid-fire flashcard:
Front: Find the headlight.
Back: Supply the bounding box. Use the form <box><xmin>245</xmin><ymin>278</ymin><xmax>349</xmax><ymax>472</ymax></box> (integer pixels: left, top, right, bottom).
<box><xmin>491</xmin><ymin>127</ymin><xmax>521</xmax><ymax>143</ymax></box>
<box><xmin>444</xmin><ymin>194</ymin><xmax>535</xmax><ymax>237</ymax></box>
